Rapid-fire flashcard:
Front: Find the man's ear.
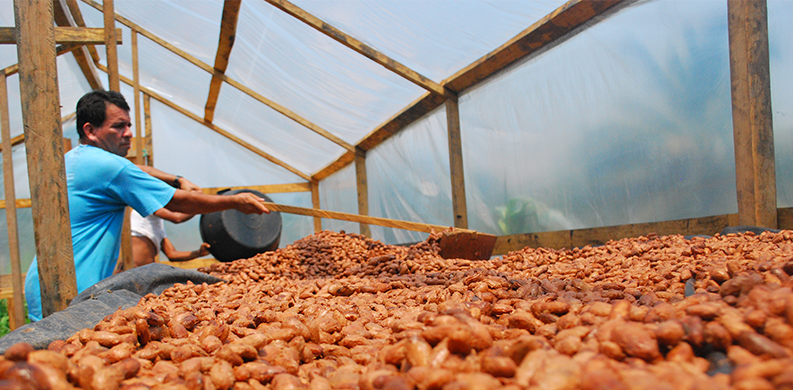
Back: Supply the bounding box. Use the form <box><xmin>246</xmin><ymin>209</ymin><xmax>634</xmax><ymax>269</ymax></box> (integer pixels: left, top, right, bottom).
<box><xmin>82</xmin><ymin>122</ymin><xmax>97</xmax><ymax>141</ymax></box>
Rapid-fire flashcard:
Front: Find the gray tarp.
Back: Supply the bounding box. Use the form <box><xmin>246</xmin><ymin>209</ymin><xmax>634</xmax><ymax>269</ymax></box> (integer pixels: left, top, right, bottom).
<box><xmin>0</xmin><ymin>263</ymin><xmax>224</xmax><ymax>353</ymax></box>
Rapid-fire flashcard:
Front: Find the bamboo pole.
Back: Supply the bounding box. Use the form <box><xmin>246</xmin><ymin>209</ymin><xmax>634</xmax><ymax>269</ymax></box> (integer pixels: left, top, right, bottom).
<box><xmin>0</xmin><ymin>71</ymin><xmax>25</xmax><ymax>329</ymax></box>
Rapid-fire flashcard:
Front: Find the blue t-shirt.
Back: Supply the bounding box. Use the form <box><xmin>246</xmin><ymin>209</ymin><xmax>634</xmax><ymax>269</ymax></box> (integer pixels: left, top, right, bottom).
<box><xmin>24</xmin><ymin>145</ymin><xmax>176</xmax><ymax>321</ymax></box>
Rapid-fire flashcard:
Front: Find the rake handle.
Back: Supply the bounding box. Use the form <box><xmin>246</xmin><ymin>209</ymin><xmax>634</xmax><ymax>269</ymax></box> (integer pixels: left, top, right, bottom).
<box><xmin>260</xmin><ymin>201</ymin><xmax>471</xmax><ymax>234</ymax></box>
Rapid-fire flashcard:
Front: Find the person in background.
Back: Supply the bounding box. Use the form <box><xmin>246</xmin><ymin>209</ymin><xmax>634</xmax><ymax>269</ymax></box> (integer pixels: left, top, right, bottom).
<box><xmin>130</xmin><ymin>208</ymin><xmax>210</xmax><ymax>266</ymax></box>
<box><xmin>24</xmin><ymin>89</ymin><xmax>269</xmax><ymax>321</ymax></box>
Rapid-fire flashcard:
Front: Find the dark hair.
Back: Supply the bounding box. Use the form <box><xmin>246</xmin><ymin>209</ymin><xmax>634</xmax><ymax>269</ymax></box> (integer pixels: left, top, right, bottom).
<box><xmin>76</xmin><ymin>90</ymin><xmax>130</xmax><ymax>139</ymax></box>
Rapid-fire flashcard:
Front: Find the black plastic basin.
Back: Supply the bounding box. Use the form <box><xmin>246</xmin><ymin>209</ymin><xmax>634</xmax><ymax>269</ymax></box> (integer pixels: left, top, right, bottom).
<box><xmin>199</xmin><ymin>189</ymin><xmax>282</xmax><ymax>262</ymax></box>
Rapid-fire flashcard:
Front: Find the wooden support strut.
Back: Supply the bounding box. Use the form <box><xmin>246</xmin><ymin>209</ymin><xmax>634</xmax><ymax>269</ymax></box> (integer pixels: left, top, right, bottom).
<box><xmin>13</xmin><ymin>0</ymin><xmax>78</xmax><ymax>317</ymax></box>
<box><xmin>0</xmin><ymin>26</ymin><xmax>122</xmax><ymax>45</ymax></box>
<box><xmin>0</xmin><ymin>71</ymin><xmax>25</xmax><ymax>329</ymax></box>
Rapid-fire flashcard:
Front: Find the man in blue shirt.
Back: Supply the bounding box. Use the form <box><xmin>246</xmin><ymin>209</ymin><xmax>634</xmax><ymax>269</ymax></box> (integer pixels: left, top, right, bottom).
<box><xmin>24</xmin><ymin>90</ymin><xmax>269</xmax><ymax>321</ymax></box>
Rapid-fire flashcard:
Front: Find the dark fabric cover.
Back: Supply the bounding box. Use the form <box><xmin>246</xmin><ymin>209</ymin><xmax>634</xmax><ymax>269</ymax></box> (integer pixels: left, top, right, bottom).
<box><xmin>720</xmin><ymin>226</ymin><xmax>782</xmax><ymax>236</ymax></box>
<box><xmin>0</xmin><ymin>263</ymin><xmax>224</xmax><ymax>353</ymax></box>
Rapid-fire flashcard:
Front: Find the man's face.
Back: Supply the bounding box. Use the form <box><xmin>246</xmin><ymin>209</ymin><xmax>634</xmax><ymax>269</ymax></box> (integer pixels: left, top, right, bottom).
<box><xmin>83</xmin><ymin>103</ymin><xmax>132</xmax><ymax>157</ymax></box>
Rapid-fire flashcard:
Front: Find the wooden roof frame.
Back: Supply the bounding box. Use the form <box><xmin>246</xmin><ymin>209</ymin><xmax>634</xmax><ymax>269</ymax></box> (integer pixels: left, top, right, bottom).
<box><xmin>77</xmin><ymin>0</ymin><xmax>629</xmax><ymax>183</ymax></box>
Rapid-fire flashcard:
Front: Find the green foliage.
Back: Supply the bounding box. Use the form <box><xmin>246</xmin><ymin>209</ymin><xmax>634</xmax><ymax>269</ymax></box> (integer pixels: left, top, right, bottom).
<box><xmin>0</xmin><ymin>299</ymin><xmax>30</xmax><ymax>338</ymax></box>
<box><xmin>495</xmin><ymin>197</ymin><xmax>575</xmax><ymax>235</ymax></box>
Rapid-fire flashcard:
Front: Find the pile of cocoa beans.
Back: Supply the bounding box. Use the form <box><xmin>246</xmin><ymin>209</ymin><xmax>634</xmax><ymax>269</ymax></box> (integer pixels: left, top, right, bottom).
<box><xmin>3</xmin><ymin>229</ymin><xmax>793</xmax><ymax>390</ymax></box>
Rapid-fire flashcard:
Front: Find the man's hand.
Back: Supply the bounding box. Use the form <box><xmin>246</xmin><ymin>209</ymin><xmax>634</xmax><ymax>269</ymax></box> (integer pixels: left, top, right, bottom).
<box><xmin>197</xmin><ymin>243</ymin><xmax>210</xmax><ymax>257</ymax></box>
<box><xmin>178</xmin><ymin>177</ymin><xmax>201</xmax><ymax>192</ymax></box>
<box><xmin>232</xmin><ymin>193</ymin><xmax>271</xmax><ymax>214</ymax></box>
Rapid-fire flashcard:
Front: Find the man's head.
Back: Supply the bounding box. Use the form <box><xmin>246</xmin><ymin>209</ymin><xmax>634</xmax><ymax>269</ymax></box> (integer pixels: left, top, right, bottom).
<box><xmin>76</xmin><ymin>90</ymin><xmax>132</xmax><ymax>156</ymax></box>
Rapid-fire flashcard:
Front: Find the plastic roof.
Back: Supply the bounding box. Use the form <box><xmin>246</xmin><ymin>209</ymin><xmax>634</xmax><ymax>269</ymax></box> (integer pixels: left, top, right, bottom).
<box><xmin>1</xmin><ymin>0</ymin><xmax>569</xmax><ymax>184</ymax></box>
<box><xmin>0</xmin><ymin>0</ymin><xmax>792</xmax><ymax>262</ymax></box>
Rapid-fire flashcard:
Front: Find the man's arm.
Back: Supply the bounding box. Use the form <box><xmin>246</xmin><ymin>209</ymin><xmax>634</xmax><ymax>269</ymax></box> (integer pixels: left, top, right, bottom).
<box><xmin>161</xmin><ymin>239</ymin><xmax>210</xmax><ymax>262</ymax></box>
<box><xmin>164</xmin><ymin>189</ymin><xmax>270</xmax><ymax>215</ymax></box>
<box><xmin>152</xmin><ymin>208</ymin><xmax>195</xmax><ymax>224</ymax></box>
<box><xmin>136</xmin><ymin>165</ymin><xmax>201</xmax><ymax>191</ymax></box>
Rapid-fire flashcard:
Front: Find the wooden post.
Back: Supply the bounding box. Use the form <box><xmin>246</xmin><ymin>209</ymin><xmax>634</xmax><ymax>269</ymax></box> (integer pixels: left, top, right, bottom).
<box><xmin>310</xmin><ymin>178</ymin><xmax>321</xmax><ymax>232</ymax></box>
<box><xmin>354</xmin><ymin>148</ymin><xmax>370</xmax><ymax>237</ymax></box>
<box><xmin>143</xmin><ymin>93</ymin><xmax>153</xmax><ymax>166</ymax></box>
<box><xmin>132</xmin><ymin>29</ymin><xmax>142</xmax><ymax>165</ymax></box>
<box><xmin>13</xmin><ymin>0</ymin><xmax>77</xmax><ymax>317</ymax></box>
<box><xmin>0</xmin><ymin>71</ymin><xmax>25</xmax><ymax>329</ymax></box>
<box><xmin>103</xmin><ymin>0</ymin><xmax>119</xmax><ymax>92</ymax></box>
<box><xmin>728</xmin><ymin>0</ymin><xmax>776</xmax><ymax>228</ymax></box>
<box><xmin>446</xmin><ymin>95</ymin><xmax>468</xmax><ymax>229</ymax></box>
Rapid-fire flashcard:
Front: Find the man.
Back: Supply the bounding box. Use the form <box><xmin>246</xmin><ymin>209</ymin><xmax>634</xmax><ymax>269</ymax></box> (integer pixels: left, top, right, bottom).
<box><xmin>24</xmin><ymin>90</ymin><xmax>269</xmax><ymax>321</ymax></box>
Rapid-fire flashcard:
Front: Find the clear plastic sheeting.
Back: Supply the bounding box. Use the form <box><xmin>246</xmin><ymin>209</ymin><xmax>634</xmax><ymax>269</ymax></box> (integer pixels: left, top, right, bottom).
<box><xmin>212</xmin><ymin>84</ymin><xmax>344</xmax><ymax>176</ymax></box>
<box><xmin>150</xmin><ymin>100</ymin><xmax>304</xmax><ymax>188</ymax></box>
<box><xmin>769</xmin><ymin>0</ymin><xmax>793</xmax><ymax>207</ymax></box>
<box><xmin>319</xmin><ymin>164</ymin><xmax>358</xmax><ymax>235</ymax></box>
<box><xmin>0</xmin><ymin>0</ymin><xmax>16</xmax><ymax>70</ymax></box>
<box><xmin>0</xmin><ymin>209</ymin><xmax>34</xmax><ymax>276</ymax></box>
<box><xmin>0</xmin><ymin>0</ymin><xmax>791</xmax><ymax>267</ymax></box>
<box><xmin>227</xmin><ymin>0</ymin><xmax>425</xmax><ymax>147</ymax></box>
<box><xmin>461</xmin><ymin>0</ymin><xmax>735</xmax><ymax>236</ymax></box>
<box><xmin>291</xmin><ymin>0</ymin><xmax>568</xmax><ymax>83</ymax></box>
<box><xmin>367</xmin><ymin>106</ymin><xmax>452</xmax><ymax>245</ymax></box>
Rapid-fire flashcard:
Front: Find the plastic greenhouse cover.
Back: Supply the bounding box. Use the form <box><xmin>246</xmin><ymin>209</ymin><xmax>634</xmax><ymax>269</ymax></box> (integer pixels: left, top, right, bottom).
<box><xmin>769</xmin><ymin>0</ymin><xmax>793</xmax><ymax>207</ymax></box>
<box><xmin>0</xmin><ymin>0</ymin><xmax>791</xmax><ymax>260</ymax></box>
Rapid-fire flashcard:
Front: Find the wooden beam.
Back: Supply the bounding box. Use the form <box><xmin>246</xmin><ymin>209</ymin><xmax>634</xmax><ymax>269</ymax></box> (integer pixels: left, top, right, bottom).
<box><xmin>444</xmin><ymin>0</ymin><xmax>626</xmax><ymax>93</ymax></box>
<box><xmin>445</xmin><ymin>95</ymin><xmax>467</xmax><ymax>229</ymax></box>
<box><xmin>313</xmin><ymin>150</ymin><xmax>354</xmax><ymax>181</ymax></box>
<box><xmin>103</xmin><ymin>0</ymin><xmax>119</xmax><ymax>92</ymax></box>
<box><xmin>132</xmin><ymin>30</ymin><xmax>142</xmax><ymax>165</ymax></box>
<box><xmin>264</xmin><ymin>0</ymin><xmax>449</xmax><ymax>98</ymax></box>
<box><xmin>202</xmin><ymin>182</ymin><xmax>311</xmax><ymax>195</ymax></box>
<box><xmin>0</xmin><ymin>134</ymin><xmax>25</xmax><ymax>153</ymax></box>
<box><xmin>13</xmin><ymin>0</ymin><xmax>77</xmax><ymax>317</ymax></box>
<box><xmin>53</xmin><ymin>0</ymin><xmax>103</xmax><ymax>90</ymax></box>
<box><xmin>0</xmin><ymin>26</ymin><xmax>121</xmax><ymax>45</ymax></box>
<box><xmin>354</xmin><ymin>148</ymin><xmax>370</xmax><ymax>237</ymax></box>
<box><xmin>0</xmin><ymin>71</ymin><xmax>25</xmax><ymax>329</ymax></box>
<box><xmin>728</xmin><ymin>0</ymin><xmax>776</xmax><ymax>228</ymax></box>
<box><xmin>0</xmin><ymin>199</ymin><xmax>32</xmax><ymax>209</ymax></box>
<box><xmin>493</xmin><ymin>214</ymin><xmax>740</xmax><ymax>255</ymax></box>
<box><xmin>310</xmin><ymin>179</ymin><xmax>321</xmax><ymax>232</ymax></box>
<box><xmin>62</xmin><ymin>0</ymin><xmax>101</xmax><ymax>63</ymax></box>
<box><xmin>80</xmin><ymin>0</ymin><xmax>355</xmax><ymax>153</ymax></box>
<box><xmin>204</xmin><ymin>0</ymin><xmax>241</xmax><ymax>123</ymax></box>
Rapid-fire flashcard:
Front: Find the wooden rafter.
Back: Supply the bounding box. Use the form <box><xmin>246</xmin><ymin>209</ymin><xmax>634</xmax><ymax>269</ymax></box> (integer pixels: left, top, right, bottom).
<box><xmin>312</xmin><ymin>0</ymin><xmax>628</xmax><ymax>179</ymax></box>
<box><xmin>445</xmin><ymin>0</ymin><xmax>626</xmax><ymax>92</ymax></box>
<box><xmin>80</xmin><ymin>0</ymin><xmax>353</xmax><ymax>153</ymax></box>
<box><xmin>94</xmin><ymin>63</ymin><xmax>312</xmax><ymax>181</ymax></box>
<box><xmin>0</xmin><ymin>27</ymin><xmax>120</xmax><ymax>45</ymax></box>
<box><xmin>54</xmin><ymin>0</ymin><xmax>103</xmax><ymax>90</ymax></box>
<box><xmin>202</xmin><ymin>182</ymin><xmax>311</xmax><ymax>195</ymax></box>
<box><xmin>62</xmin><ymin>0</ymin><xmax>101</xmax><ymax>63</ymax></box>
<box><xmin>264</xmin><ymin>0</ymin><xmax>449</xmax><ymax>98</ymax></box>
<box><xmin>205</xmin><ymin>0</ymin><xmax>242</xmax><ymax>123</ymax></box>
